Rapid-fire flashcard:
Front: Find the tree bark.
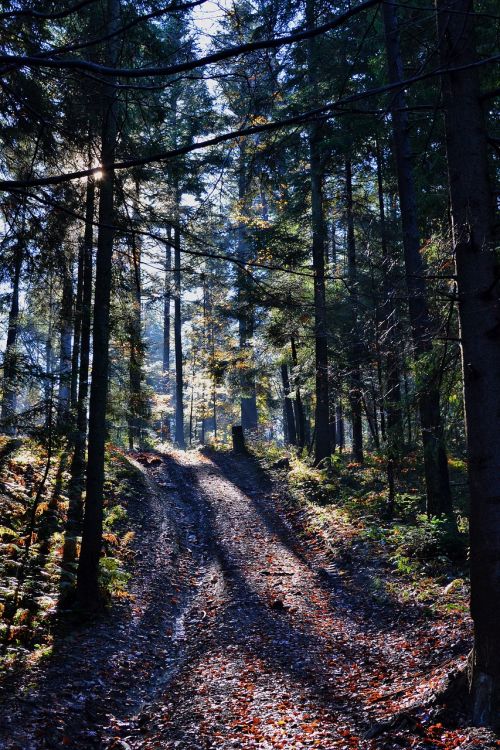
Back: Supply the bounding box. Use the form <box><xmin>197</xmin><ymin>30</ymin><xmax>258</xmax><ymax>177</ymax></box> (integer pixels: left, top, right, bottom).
<box><xmin>127</xmin><ymin>222</ymin><xmax>143</xmax><ymax>450</ymax></box>
<box><xmin>76</xmin><ymin>0</ymin><xmax>120</xmax><ymax>609</ymax></box>
<box><xmin>307</xmin><ymin>0</ymin><xmax>330</xmax><ymax>465</ymax></box>
<box><xmin>237</xmin><ymin>143</ymin><xmax>258</xmax><ymax>433</ymax></box>
<box><xmin>57</xmin><ymin>250</ymin><xmax>73</xmax><ymax>427</ymax></box>
<box><xmin>63</xmin><ymin>173</ymin><xmax>95</xmax><ymax>570</ymax></box>
<box><xmin>161</xmin><ymin>227</ymin><xmax>172</xmax><ymax>440</ymax></box>
<box><xmin>290</xmin><ymin>336</ymin><xmax>305</xmax><ymax>450</ymax></box>
<box><xmin>309</xmin><ymin>126</ymin><xmax>330</xmax><ymax>465</ymax></box>
<box><xmin>188</xmin><ymin>347</ymin><xmax>196</xmax><ymax>446</ymax></box>
<box><xmin>345</xmin><ymin>158</ymin><xmax>364</xmax><ymax>463</ymax></box>
<box><xmin>336</xmin><ymin>403</ymin><xmax>345</xmax><ymax>453</ymax></box>
<box><xmin>1</xmin><ymin>243</ymin><xmax>23</xmax><ymax>435</ymax></box>
<box><xmin>174</xmin><ymin>223</ymin><xmax>185</xmax><ymax>448</ymax></box>
<box><xmin>163</xmin><ymin>227</ymin><xmax>172</xmax><ymax>388</ymax></box>
<box><xmin>70</xmin><ymin>243</ymin><xmax>84</xmax><ymax>411</ymax></box>
<box><xmin>280</xmin><ymin>363</ymin><xmax>297</xmax><ymax>446</ymax></box>
<box><xmin>383</xmin><ymin>0</ymin><xmax>452</xmax><ymax>516</ymax></box>
<box><xmin>376</xmin><ymin>140</ymin><xmax>403</xmax><ymax>514</ymax></box>
<box><xmin>45</xmin><ymin>280</ymin><xmax>55</xmax><ymax>430</ymax></box>
<box><xmin>437</xmin><ymin>0</ymin><xmax>499</xmax><ymax>726</ymax></box>
<box><xmin>210</xmin><ymin>296</ymin><xmax>217</xmax><ymax>441</ymax></box>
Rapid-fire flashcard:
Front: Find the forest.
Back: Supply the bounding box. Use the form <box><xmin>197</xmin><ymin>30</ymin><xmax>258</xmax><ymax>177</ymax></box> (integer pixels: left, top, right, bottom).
<box><xmin>0</xmin><ymin>0</ymin><xmax>499</xmax><ymax>747</ymax></box>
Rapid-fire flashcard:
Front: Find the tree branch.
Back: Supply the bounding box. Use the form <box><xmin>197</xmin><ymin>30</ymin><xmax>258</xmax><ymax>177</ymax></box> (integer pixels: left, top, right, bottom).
<box><xmin>32</xmin><ymin>0</ymin><xmax>211</xmax><ymax>59</ymax></box>
<box><xmin>0</xmin><ymin>0</ymin><xmax>98</xmax><ymax>21</ymax></box>
<box><xmin>0</xmin><ymin>0</ymin><xmax>380</xmax><ymax>79</ymax></box>
<box><xmin>0</xmin><ymin>53</ymin><xmax>497</xmax><ymax>191</ymax></box>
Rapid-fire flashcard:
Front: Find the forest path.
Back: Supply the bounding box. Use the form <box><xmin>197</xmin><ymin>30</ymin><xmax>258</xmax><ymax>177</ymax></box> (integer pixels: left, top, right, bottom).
<box><xmin>131</xmin><ymin>448</ymin><xmax>456</xmax><ymax>750</ymax></box>
<box><xmin>0</xmin><ymin>448</ymin><xmax>477</xmax><ymax>750</ymax></box>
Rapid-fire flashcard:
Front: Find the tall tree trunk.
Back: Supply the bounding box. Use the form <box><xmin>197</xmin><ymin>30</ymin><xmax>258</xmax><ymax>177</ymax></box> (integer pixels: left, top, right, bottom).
<box><xmin>376</xmin><ymin>141</ymin><xmax>403</xmax><ymax>436</ymax></box>
<box><xmin>362</xmin><ymin>395</ymin><xmax>379</xmax><ymax>449</ymax></box>
<box><xmin>376</xmin><ymin>140</ymin><xmax>403</xmax><ymax>514</ymax></box>
<box><xmin>403</xmin><ymin>364</ymin><xmax>413</xmax><ymax>446</ymax></box>
<box><xmin>280</xmin><ymin>363</ymin><xmax>297</xmax><ymax>446</ymax></box>
<box><xmin>290</xmin><ymin>336</ymin><xmax>305</xmax><ymax>450</ymax></box>
<box><xmin>345</xmin><ymin>159</ymin><xmax>364</xmax><ymax>463</ymax></box>
<box><xmin>162</xmin><ymin>228</ymin><xmax>172</xmax><ymax>440</ymax></box>
<box><xmin>76</xmin><ymin>0</ymin><xmax>120</xmax><ymax>608</ymax></box>
<box><xmin>375</xmin><ymin>349</ymin><xmax>387</xmax><ymax>443</ymax></box>
<box><xmin>163</xmin><ymin>227</ymin><xmax>171</xmax><ymax>388</ymax></box>
<box><xmin>57</xmin><ymin>251</ymin><xmax>73</xmax><ymax>427</ymax></box>
<box><xmin>307</xmin><ymin>0</ymin><xmax>330</xmax><ymax>465</ymax></box>
<box><xmin>200</xmin><ymin>386</ymin><xmax>206</xmax><ymax>445</ymax></box>
<box><xmin>189</xmin><ymin>350</ymin><xmax>195</xmax><ymax>446</ymax></box>
<box><xmin>127</xmin><ymin>225</ymin><xmax>142</xmax><ymax>450</ymax></box>
<box><xmin>237</xmin><ymin>143</ymin><xmax>258</xmax><ymax>433</ymax></box>
<box><xmin>63</xmin><ymin>173</ymin><xmax>95</xmax><ymax>570</ymax></box>
<box><xmin>70</xmin><ymin>243</ymin><xmax>84</xmax><ymax>411</ymax></box>
<box><xmin>174</xmin><ymin>223</ymin><xmax>185</xmax><ymax>448</ymax></box>
<box><xmin>330</xmin><ymin>210</ymin><xmax>337</xmax><ymax>266</ymax></box>
<box><xmin>383</xmin><ymin>0</ymin><xmax>452</xmax><ymax>516</ymax></box>
<box><xmin>309</xmin><ymin>137</ymin><xmax>331</xmax><ymax>465</ymax></box>
<box><xmin>212</xmin><ymin>383</ymin><xmax>217</xmax><ymax>440</ymax></box>
<box><xmin>437</xmin><ymin>0</ymin><xmax>499</xmax><ymax>726</ymax></box>
<box><xmin>336</xmin><ymin>402</ymin><xmax>345</xmax><ymax>453</ymax></box>
<box><xmin>45</xmin><ymin>280</ymin><xmax>55</xmax><ymax>430</ymax></box>
<box><xmin>303</xmin><ymin>394</ymin><xmax>312</xmax><ymax>449</ymax></box>
<box><xmin>210</xmin><ymin>312</ymin><xmax>217</xmax><ymax>441</ymax></box>
<box><xmin>330</xmin><ymin>405</ymin><xmax>337</xmax><ymax>452</ymax></box>
<box><xmin>1</xmin><ymin>243</ymin><xmax>23</xmax><ymax>435</ymax></box>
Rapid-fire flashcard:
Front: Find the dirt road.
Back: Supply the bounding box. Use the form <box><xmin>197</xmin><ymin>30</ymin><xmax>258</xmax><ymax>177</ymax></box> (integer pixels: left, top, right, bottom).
<box><xmin>0</xmin><ymin>448</ymin><xmax>488</xmax><ymax>750</ymax></box>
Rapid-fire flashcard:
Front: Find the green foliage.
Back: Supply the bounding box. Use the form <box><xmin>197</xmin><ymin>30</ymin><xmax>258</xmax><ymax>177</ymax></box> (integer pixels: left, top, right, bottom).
<box><xmin>104</xmin><ymin>504</ymin><xmax>127</xmax><ymax>531</ymax></box>
<box><xmin>0</xmin><ymin>439</ymin><xmax>143</xmax><ymax>671</ymax></box>
<box><xmin>99</xmin><ymin>557</ymin><xmax>130</xmax><ymax>597</ymax></box>
<box><xmin>389</xmin><ymin>516</ymin><xmax>467</xmax><ymax>572</ymax></box>
<box><xmin>287</xmin><ymin>459</ymin><xmax>334</xmax><ymax>505</ymax></box>
<box><xmin>267</xmin><ymin>448</ymin><xmax>469</xmax><ymax>603</ymax></box>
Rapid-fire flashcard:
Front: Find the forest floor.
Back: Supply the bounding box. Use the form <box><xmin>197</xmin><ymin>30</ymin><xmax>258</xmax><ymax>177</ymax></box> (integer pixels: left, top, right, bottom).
<box><xmin>0</xmin><ymin>446</ymin><xmax>498</xmax><ymax>750</ymax></box>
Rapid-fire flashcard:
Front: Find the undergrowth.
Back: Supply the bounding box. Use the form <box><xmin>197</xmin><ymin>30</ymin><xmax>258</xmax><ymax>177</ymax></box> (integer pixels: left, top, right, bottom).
<box><xmin>253</xmin><ymin>442</ymin><xmax>469</xmax><ymax>618</ymax></box>
<box><xmin>0</xmin><ymin>438</ymin><xmax>144</xmax><ymax>675</ymax></box>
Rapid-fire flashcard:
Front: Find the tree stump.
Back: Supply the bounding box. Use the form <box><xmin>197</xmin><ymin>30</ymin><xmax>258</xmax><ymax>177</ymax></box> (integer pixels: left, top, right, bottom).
<box><xmin>232</xmin><ymin>425</ymin><xmax>246</xmax><ymax>453</ymax></box>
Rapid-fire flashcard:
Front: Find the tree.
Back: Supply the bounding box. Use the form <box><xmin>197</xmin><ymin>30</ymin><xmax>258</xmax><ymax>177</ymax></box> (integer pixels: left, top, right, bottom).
<box><xmin>1</xmin><ymin>235</ymin><xmax>24</xmax><ymax>434</ymax></box>
<box><xmin>437</xmin><ymin>0</ymin><xmax>500</xmax><ymax>727</ymax></box>
<box><xmin>56</xmin><ymin>244</ymin><xmax>74</xmax><ymax>427</ymax></box>
<box><xmin>307</xmin><ymin>0</ymin><xmax>330</xmax><ymax>464</ymax></box>
<box><xmin>236</xmin><ymin>142</ymin><xmax>259</xmax><ymax>433</ymax></box>
<box><xmin>76</xmin><ymin>0</ymin><xmax>121</xmax><ymax>608</ymax></box>
<box><xmin>345</xmin><ymin>157</ymin><xmax>364</xmax><ymax>463</ymax></box>
<box><xmin>383</xmin><ymin>0</ymin><xmax>452</xmax><ymax>517</ymax></box>
<box><xmin>375</xmin><ymin>138</ymin><xmax>403</xmax><ymax>514</ymax></box>
<box><xmin>63</xmin><ymin>171</ymin><xmax>95</xmax><ymax>570</ymax></box>
<box><xmin>0</xmin><ymin>1</ymin><xmax>499</xmax><ymax>722</ymax></box>
<box><xmin>173</xmin><ymin>223</ymin><xmax>185</xmax><ymax>448</ymax></box>
<box><xmin>281</xmin><ymin>362</ymin><xmax>297</xmax><ymax>445</ymax></box>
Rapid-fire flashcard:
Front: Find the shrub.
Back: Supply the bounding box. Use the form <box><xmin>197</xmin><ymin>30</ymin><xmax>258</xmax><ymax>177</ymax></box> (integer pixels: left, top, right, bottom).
<box><xmin>391</xmin><ymin>515</ymin><xmax>467</xmax><ymax>573</ymax></box>
<box><xmin>99</xmin><ymin>557</ymin><xmax>130</xmax><ymax>597</ymax></box>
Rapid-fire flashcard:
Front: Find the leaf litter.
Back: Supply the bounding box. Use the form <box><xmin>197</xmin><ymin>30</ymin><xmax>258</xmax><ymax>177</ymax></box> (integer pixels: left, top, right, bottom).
<box><xmin>0</xmin><ymin>447</ymin><xmax>497</xmax><ymax>750</ymax></box>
